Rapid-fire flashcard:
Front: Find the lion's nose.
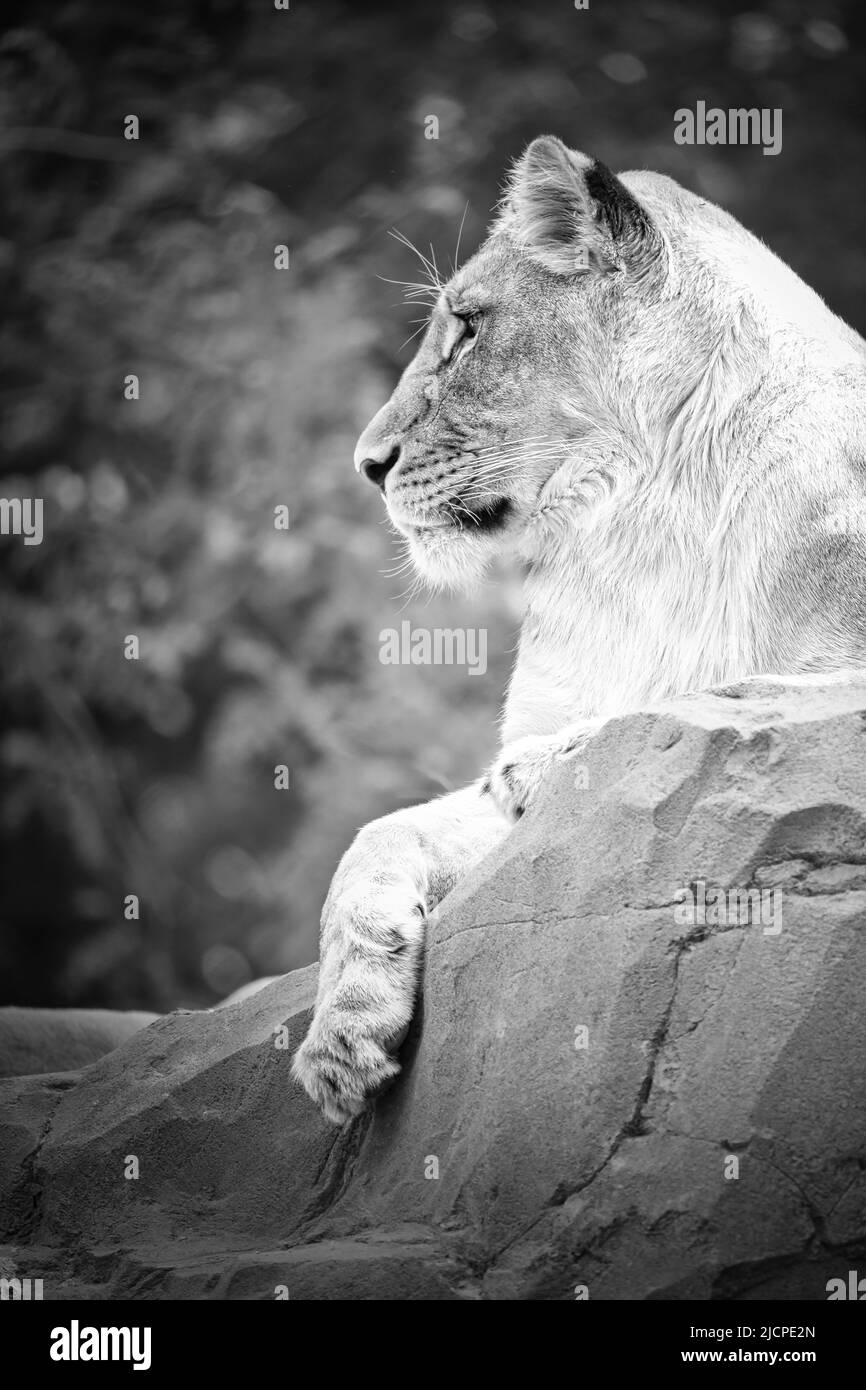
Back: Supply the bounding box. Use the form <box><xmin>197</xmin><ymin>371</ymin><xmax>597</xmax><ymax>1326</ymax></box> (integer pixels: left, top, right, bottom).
<box><xmin>355</xmin><ymin>439</ymin><xmax>401</xmax><ymax>491</ymax></box>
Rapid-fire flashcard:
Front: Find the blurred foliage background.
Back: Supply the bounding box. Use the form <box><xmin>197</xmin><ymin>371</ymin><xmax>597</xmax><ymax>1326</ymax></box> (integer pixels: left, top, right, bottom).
<box><xmin>0</xmin><ymin>0</ymin><xmax>863</xmax><ymax>1010</ymax></box>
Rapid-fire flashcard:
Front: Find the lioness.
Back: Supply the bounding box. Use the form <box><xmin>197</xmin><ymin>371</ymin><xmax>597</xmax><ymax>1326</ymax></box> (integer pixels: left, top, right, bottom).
<box><xmin>293</xmin><ymin>135</ymin><xmax>866</xmax><ymax>1124</ymax></box>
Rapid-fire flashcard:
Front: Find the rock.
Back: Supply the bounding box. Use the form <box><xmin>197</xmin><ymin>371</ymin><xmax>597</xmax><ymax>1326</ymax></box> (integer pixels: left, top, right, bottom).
<box><xmin>0</xmin><ymin>1008</ymin><xmax>159</xmax><ymax>1079</ymax></box>
<box><xmin>2</xmin><ymin>678</ymin><xmax>866</xmax><ymax>1300</ymax></box>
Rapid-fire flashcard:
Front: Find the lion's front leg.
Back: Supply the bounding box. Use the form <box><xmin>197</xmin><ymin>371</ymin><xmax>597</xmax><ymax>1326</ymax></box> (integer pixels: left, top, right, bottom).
<box><xmin>482</xmin><ymin>719</ymin><xmax>606</xmax><ymax>820</ymax></box>
<box><xmin>292</xmin><ymin>784</ymin><xmax>509</xmax><ymax>1124</ymax></box>
<box><xmin>292</xmin><ymin>876</ymin><xmax>426</xmax><ymax>1124</ymax></box>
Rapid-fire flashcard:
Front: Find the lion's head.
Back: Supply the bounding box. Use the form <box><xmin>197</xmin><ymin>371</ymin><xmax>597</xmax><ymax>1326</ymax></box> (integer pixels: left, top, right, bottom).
<box><xmin>355</xmin><ymin>135</ymin><xmax>780</xmax><ymax>590</ymax></box>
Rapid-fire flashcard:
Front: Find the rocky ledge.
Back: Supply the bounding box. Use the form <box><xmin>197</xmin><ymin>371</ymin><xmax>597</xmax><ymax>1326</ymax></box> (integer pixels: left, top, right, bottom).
<box><xmin>2</xmin><ymin>678</ymin><xmax>866</xmax><ymax>1300</ymax></box>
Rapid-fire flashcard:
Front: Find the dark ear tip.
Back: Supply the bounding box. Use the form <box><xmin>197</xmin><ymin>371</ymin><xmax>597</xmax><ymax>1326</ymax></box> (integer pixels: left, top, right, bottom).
<box><xmin>584</xmin><ymin>161</ymin><xmax>654</xmax><ymax>241</ymax></box>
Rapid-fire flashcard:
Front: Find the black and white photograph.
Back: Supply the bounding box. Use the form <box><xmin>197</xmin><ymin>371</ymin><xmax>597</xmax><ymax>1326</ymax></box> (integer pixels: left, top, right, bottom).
<box><xmin>1</xmin><ymin>0</ymin><xmax>865</xmax><ymax>1340</ymax></box>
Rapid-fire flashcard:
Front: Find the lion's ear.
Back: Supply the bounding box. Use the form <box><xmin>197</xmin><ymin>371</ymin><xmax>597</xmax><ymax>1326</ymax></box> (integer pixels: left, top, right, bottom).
<box><xmin>497</xmin><ymin>135</ymin><xmax>656</xmax><ymax>276</ymax></box>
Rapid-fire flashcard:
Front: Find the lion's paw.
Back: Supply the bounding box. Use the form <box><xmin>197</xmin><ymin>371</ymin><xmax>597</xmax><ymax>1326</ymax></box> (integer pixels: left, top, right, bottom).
<box><xmin>292</xmin><ymin>1015</ymin><xmax>404</xmax><ymax>1126</ymax></box>
<box><xmin>481</xmin><ymin>734</ymin><xmax>563</xmax><ymax>820</ymax></box>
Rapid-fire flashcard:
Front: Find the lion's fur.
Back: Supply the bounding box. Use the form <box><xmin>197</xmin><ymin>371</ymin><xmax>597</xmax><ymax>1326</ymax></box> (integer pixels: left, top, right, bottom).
<box><xmin>293</xmin><ymin>137</ymin><xmax>866</xmax><ymax>1121</ymax></box>
<box><xmin>357</xmin><ymin>135</ymin><xmax>866</xmax><ymax>744</ymax></box>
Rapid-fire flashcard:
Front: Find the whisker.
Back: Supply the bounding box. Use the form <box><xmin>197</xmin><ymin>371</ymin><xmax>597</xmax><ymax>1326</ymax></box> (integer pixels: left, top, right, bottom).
<box><xmin>377</xmin><ymin>275</ymin><xmax>433</xmax><ymax>293</ymax></box>
<box><xmin>451</xmin><ymin>200</ymin><xmax>470</xmax><ymax>277</ymax></box>
<box><xmin>456</xmin><ymin>452</ymin><xmax>569</xmax><ymax>482</ymax></box>
<box><xmin>398</xmin><ymin>320</ymin><xmax>430</xmax><ymax>351</ymax></box>
<box><xmin>393</xmin><ymin>564</ymin><xmax>431</xmax><ymax>610</ymax></box>
<box><xmin>388</xmin><ymin>229</ymin><xmax>444</xmax><ymax>295</ymax></box>
<box><xmin>381</xmin><ymin>550</ymin><xmax>417</xmax><ymax>578</ymax></box>
<box><xmin>465</xmin><ymin>453</ymin><xmax>567</xmax><ymax>469</ymax></box>
<box><xmin>472</xmin><ymin>436</ymin><xmax>569</xmax><ymax>453</ymax></box>
<box><xmin>376</xmin><ymin>277</ymin><xmax>440</xmax><ymax>314</ymax></box>
<box><xmin>471</xmin><ymin>444</ymin><xmax>570</xmax><ymax>461</ymax></box>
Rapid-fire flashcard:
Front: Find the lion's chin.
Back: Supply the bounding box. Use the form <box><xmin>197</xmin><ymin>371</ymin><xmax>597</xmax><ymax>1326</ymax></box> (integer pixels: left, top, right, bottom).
<box><xmin>405</xmin><ymin>525</ymin><xmax>502</xmax><ymax>593</ymax></box>
<box><xmin>389</xmin><ymin>494</ymin><xmax>518</xmax><ymax>591</ymax></box>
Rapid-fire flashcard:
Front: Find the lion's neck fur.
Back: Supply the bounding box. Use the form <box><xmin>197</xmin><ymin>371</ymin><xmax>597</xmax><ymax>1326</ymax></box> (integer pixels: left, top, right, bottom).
<box><xmin>502</xmin><ymin>281</ymin><xmax>866</xmax><ymax>743</ymax></box>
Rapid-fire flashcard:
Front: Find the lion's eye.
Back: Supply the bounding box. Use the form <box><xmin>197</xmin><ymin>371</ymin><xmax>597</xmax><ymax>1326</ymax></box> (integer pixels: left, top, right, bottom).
<box><xmin>449</xmin><ymin>311</ymin><xmax>481</xmax><ymax>362</ymax></box>
<box><xmin>441</xmin><ymin>308</ymin><xmax>482</xmax><ymax>365</ymax></box>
